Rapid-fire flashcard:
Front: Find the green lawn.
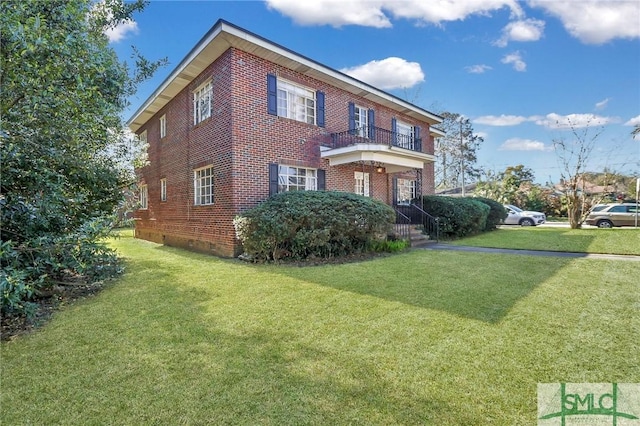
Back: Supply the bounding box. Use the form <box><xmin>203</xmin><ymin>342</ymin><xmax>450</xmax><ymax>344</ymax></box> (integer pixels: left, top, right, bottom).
<box><xmin>1</xmin><ymin>230</ymin><xmax>638</xmax><ymax>424</ymax></box>
<box><xmin>452</xmin><ymin>226</ymin><xmax>640</xmax><ymax>255</ymax></box>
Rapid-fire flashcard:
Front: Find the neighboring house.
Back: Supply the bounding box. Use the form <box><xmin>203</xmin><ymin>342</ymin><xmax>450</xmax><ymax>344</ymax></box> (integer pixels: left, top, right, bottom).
<box><xmin>129</xmin><ymin>20</ymin><xmax>444</xmax><ymax>257</ymax></box>
<box><xmin>554</xmin><ymin>179</ymin><xmax>627</xmax><ymax>198</ymax></box>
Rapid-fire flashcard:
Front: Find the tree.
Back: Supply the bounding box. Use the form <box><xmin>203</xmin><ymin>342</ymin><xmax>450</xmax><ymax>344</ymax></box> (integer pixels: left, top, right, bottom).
<box><xmin>1</xmin><ymin>0</ymin><xmax>163</xmax><ymax>315</ymax></box>
<box><xmin>434</xmin><ymin>112</ymin><xmax>484</xmax><ymax>190</ymax></box>
<box><xmin>552</xmin><ymin>118</ymin><xmax>604</xmax><ymax>228</ymax></box>
<box><xmin>475</xmin><ymin>164</ymin><xmax>535</xmax><ymax>204</ymax></box>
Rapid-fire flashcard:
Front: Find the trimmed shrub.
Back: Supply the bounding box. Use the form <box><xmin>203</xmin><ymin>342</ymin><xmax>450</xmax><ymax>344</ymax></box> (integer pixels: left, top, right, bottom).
<box><xmin>468</xmin><ymin>197</ymin><xmax>507</xmax><ymax>231</ymax></box>
<box><xmin>234</xmin><ymin>191</ymin><xmax>395</xmax><ymax>262</ymax></box>
<box><xmin>419</xmin><ymin>195</ymin><xmax>489</xmax><ymax>239</ymax></box>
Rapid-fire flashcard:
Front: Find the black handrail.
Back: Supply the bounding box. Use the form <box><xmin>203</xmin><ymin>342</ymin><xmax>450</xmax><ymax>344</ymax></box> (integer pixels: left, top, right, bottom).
<box><xmin>393</xmin><ymin>208</ymin><xmax>412</xmax><ymax>244</ymax></box>
<box><xmin>410</xmin><ymin>203</ymin><xmax>439</xmax><ymax>242</ymax></box>
<box><xmin>330</xmin><ymin>126</ymin><xmax>422</xmax><ymax>153</ymax></box>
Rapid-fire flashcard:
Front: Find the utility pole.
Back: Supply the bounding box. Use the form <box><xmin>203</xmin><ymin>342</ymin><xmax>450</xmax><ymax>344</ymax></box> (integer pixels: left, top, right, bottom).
<box><xmin>460</xmin><ymin>118</ymin><xmax>465</xmax><ymax>197</ymax></box>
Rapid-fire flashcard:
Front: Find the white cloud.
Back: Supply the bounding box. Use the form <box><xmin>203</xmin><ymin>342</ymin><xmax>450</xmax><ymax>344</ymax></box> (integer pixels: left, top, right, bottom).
<box><xmin>595</xmin><ymin>98</ymin><xmax>610</xmax><ymax>110</ymax></box>
<box><xmin>465</xmin><ymin>64</ymin><xmax>493</xmax><ymax>74</ymax></box>
<box><xmin>474</xmin><ymin>114</ymin><xmax>533</xmax><ymax>126</ymax></box>
<box><xmin>495</xmin><ymin>18</ymin><xmax>545</xmax><ymax>47</ymax></box>
<box><xmin>624</xmin><ymin>115</ymin><xmax>640</xmax><ymax>126</ymax></box>
<box><xmin>265</xmin><ymin>0</ymin><xmax>391</xmax><ymax>27</ymax></box>
<box><xmin>528</xmin><ymin>0</ymin><xmax>640</xmax><ymax>44</ymax></box>
<box><xmin>501</xmin><ymin>51</ymin><xmax>526</xmax><ymax>71</ymax></box>
<box><xmin>535</xmin><ymin>113</ymin><xmax>617</xmax><ymax>129</ymax></box>
<box><xmin>340</xmin><ymin>57</ymin><xmax>425</xmax><ymax>90</ymax></box>
<box><xmin>266</xmin><ymin>0</ymin><xmax>523</xmax><ymax>27</ymax></box>
<box><xmin>499</xmin><ymin>137</ymin><xmax>550</xmax><ymax>151</ymax></box>
<box><xmin>105</xmin><ymin>19</ymin><xmax>139</xmax><ymax>43</ymax></box>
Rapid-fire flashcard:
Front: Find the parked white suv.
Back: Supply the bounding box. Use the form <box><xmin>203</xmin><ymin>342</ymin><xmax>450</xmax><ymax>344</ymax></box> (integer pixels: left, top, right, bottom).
<box><xmin>502</xmin><ymin>204</ymin><xmax>546</xmax><ymax>226</ymax></box>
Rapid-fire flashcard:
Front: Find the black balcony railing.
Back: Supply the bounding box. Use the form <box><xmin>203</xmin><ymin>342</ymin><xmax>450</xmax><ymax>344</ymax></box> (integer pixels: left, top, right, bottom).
<box><xmin>330</xmin><ymin>126</ymin><xmax>422</xmax><ymax>152</ymax></box>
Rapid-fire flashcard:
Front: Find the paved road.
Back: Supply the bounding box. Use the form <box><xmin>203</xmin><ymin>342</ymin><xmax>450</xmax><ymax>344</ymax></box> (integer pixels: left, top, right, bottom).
<box><xmin>422</xmin><ymin>243</ymin><xmax>640</xmax><ymax>262</ymax></box>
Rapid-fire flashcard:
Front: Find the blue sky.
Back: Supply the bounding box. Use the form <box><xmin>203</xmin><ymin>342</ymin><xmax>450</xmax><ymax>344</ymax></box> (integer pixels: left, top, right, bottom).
<box><xmin>110</xmin><ymin>0</ymin><xmax>640</xmax><ymax>185</ymax></box>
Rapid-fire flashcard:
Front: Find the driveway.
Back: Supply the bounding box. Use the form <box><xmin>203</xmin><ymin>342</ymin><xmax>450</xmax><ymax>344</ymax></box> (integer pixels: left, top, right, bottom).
<box><xmin>422</xmin><ymin>244</ymin><xmax>640</xmax><ymax>262</ymax></box>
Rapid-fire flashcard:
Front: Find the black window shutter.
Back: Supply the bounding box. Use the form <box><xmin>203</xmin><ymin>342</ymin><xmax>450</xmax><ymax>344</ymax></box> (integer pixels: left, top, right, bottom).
<box><xmin>368</xmin><ymin>109</ymin><xmax>375</xmax><ymax>140</ymax></box>
<box><xmin>269</xmin><ymin>163</ymin><xmax>279</xmax><ymax>196</ymax></box>
<box><xmin>348</xmin><ymin>102</ymin><xmax>356</xmax><ymax>134</ymax></box>
<box><xmin>414</xmin><ymin>126</ymin><xmax>421</xmax><ymax>151</ymax></box>
<box><xmin>267</xmin><ymin>74</ymin><xmax>277</xmax><ymax>116</ymax></box>
<box><xmin>392</xmin><ymin>177</ymin><xmax>398</xmax><ymax>206</ymax></box>
<box><xmin>317</xmin><ymin>169</ymin><xmax>326</xmax><ymax>191</ymax></box>
<box><xmin>316</xmin><ymin>91</ymin><xmax>325</xmax><ymax>127</ymax></box>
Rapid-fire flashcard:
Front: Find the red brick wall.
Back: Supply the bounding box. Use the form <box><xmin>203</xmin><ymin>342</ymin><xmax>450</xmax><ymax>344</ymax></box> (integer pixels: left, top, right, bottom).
<box><xmin>135</xmin><ymin>47</ymin><xmax>436</xmax><ymax>257</ymax></box>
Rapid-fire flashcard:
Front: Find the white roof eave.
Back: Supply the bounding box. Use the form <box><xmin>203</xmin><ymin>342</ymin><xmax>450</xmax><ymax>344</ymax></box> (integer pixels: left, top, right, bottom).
<box><xmin>127</xmin><ymin>20</ymin><xmax>443</xmax><ymax>133</ymax></box>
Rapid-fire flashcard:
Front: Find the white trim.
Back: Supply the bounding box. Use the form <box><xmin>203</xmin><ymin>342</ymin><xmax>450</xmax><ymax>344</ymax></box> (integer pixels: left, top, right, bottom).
<box><xmin>160</xmin><ymin>178</ymin><xmax>167</xmax><ymax>201</ymax></box>
<box><xmin>127</xmin><ymin>20</ymin><xmax>442</xmax><ymax>132</ymax></box>
<box><xmin>193</xmin><ymin>165</ymin><xmax>214</xmax><ymax>205</ymax></box>
<box><xmin>159</xmin><ymin>115</ymin><xmax>166</xmax><ymax>138</ymax></box>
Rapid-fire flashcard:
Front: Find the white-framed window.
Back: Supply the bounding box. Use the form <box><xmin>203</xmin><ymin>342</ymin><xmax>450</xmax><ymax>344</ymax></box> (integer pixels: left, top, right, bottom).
<box><xmin>139</xmin><ymin>130</ymin><xmax>147</xmax><ymax>144</ymax></box>
<box><xmin>354</xmin><ymin>171</ymin><xmax>370</xmax><ymax>197</ymax></box>
<box><xmin>160</xmin><ymin>178</ymin><xmax>167</xmax><ymax>202</ymax></box>
<box><xmin>194</xmin><ymin>166</ymin><xmax>214</xmax><ymax>205</ymax></box>
<box><xmin>396</xmin><ymin>121</ymin><xmax>415</xmax><ymax>150</ymax></box>
<box><xmin>159</xmin><ymin>115</ymin><xmax>166</xmax><ymax>138</ymax></box>
<box><xmin>396</xmin><ymin>179</ymin><xmax>416</xmax><ymax>205</ymax></box>
<box><xmin>354</xmin><ymin>105</ymin><xmax>368</xmax><ymax>138</ymax></box>
<box><xmin>277</xmin><ymin>79</ymin><xmax>316</xmax><ymax>125</ymax></box>
<box><xmin>278</xmin><ymin>165</ymin><xmax>317</xmax><ymax>192</ymax></box>
<box><xmin>139</xmin><ymin>184</ymin><xmax>148</xmax><ymax>209</ymax></box>
<box><xmin>193</xmin><ymin>80</ymin><xmax>212</xmax><ymax>125</ymax></box>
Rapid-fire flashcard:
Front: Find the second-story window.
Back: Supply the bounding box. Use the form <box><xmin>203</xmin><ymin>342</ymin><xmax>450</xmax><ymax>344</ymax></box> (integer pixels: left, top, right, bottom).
<box><xmin>159</xmin><ymin>115</ymin><xmax>166</xmax><ymax>138</ymax></box>
<box><xmin>354</xmin><ymin>106</ymin><xmax>368</xmax><ymax>138</ymax></box>
<box><xmin>193</xmin><ymin>80</ymin><xmax>212</xmax><ymax>125</ymax></box>
<box><xmin>267</xmin><ymin>74</ymin><xmax>324</xmax><ymax>127</ymax></box>
<box><xmin>396</xmin><ymin>121</ymin><xmax>415</xmax><ymax>150</ymax></box>
<box><xmin>277</xmin><ymin>79</ymin><xmax>316</xmax><ymax>125</ymax></box>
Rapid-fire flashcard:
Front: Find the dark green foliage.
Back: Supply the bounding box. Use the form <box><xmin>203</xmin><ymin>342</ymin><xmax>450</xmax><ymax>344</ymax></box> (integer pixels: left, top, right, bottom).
<box><xmin>0</xmin><ymin>0</ymin><xmax>161</xmax><ymax>315</ymax></box>
<box><xmin>419</xmin><ymin>195</ymin><xmax>489</xmax><ymax>238</ymax></box>
<box><xmin>234</xmin><ymin>191</ymin><xmax>395</xmax><ymax>262</ymax></box>
<box><xmin>1</xmin><ymin>220</ymin><xmax>122</xmax><ymax>315</ymax></box>
<box><xmin>368</xmin><ymin>239</ymin><xmax>409</xmax><ymax>253</ymax></box>
<box><xmin>468</xmin><ymin>197</ymin><xmax>507</xmax><ymax>231</ymax></box>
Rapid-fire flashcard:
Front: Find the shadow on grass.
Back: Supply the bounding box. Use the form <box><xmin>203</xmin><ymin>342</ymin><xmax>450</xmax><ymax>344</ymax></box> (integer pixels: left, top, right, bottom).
<box><xmin>127</xmin><ymin>235</ymin><xmax>581</xmax><ymax>324</ymax></box>
<box><xmin>71</xmin><ymin>258</ymin><xmax>478</xmax><ymax>425</ymax></box>
<box><xmin>273</xmin><ymin>250</ymin><xmax>576</xmax><ymax>323</ymax></box>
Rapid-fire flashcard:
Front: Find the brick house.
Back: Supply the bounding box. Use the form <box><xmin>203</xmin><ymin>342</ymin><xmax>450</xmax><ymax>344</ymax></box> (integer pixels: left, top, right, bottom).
<box><xmin>129</xmin><ymin>20</ymin><xmax>444</xmax><ymax>257</ymax></box>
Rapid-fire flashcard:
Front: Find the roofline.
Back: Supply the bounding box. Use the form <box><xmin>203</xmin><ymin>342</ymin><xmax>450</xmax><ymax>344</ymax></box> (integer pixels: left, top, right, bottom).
<box><xmin>127</xmin><ymin>19</ymin><xmax>443</xmax><ymax>132</ymax></box>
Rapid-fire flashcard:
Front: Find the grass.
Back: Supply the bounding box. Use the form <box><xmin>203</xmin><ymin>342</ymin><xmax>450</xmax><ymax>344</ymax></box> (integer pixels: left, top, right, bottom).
<box><xmin>451</xmin><ymin>226</ymin><xmax>640</xmax><ymax>255</ymax></box>
<box><xmin>1</xmin><ymin>229</ymin><xmax>638</xmax><ymax>424</ymax></box>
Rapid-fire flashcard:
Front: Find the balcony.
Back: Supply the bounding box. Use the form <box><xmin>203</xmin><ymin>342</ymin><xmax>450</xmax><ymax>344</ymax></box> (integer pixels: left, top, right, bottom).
<box><xmin>321</xmin><ymin>126</ymin><xmax>435</xmax><ymax>173</ymax></box>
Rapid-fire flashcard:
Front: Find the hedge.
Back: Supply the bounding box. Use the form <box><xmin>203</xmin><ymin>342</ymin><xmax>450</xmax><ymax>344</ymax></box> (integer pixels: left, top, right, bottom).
<box><xmin>419</xmin><ymin>195</ymin><xmax>489</xmax><ymax>238</ymax></box>
<box><xmin>468</xmin><ymin>197</ymin><xmax>507</xmax><ymax>231</ymax></box>
<box><xmin>234</xmin><ymin>191</ymin><xmax>395</xmax><ymax>262</ymax></box>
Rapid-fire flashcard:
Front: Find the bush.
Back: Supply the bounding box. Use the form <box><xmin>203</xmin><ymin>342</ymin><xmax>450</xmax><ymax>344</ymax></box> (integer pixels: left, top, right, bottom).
<box><xmin>468</xmin><ymin>197</ymin><xmax>507</xmax><ymax>231</ymax></box>
<box><xmin>234</xmin><ymin>191</ymin><xmax>395</xmax><ymax>262</ymax></box>
<box><xmin>0</xmin><ymin>219</ymin><xmax>123</xmax><ymax>316</ymax></box>
<box><xmin>419</xmin><ymin>195</ymin><xmax>489</xmax><ymax>239</ymax></box>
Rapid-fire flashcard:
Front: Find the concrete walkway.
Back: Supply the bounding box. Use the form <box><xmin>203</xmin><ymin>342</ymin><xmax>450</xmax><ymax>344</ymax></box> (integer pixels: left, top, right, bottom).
<box><xmin>421</xmin><ymin>243</ymin><xmax>640</xmax><ymax>262</ymax></box>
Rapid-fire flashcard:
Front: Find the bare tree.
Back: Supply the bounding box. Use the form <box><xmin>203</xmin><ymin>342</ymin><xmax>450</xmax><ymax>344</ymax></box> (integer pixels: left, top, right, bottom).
<box><xmin>553</xmin><ymin>118</ymin><xmax>605</xmax><ymax>228</ymax></box>
<box><xmin>434</xmin><ymin>112</ymin><xmax>483</xmax><ymax>190</ymax></box>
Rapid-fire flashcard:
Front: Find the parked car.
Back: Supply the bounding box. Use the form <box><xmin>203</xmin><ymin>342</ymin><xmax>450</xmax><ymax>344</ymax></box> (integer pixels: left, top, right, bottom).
<box><xmin>585</xmin><ymin>203</ymin><xmax>639</xmax><ymax>228</ymax></box>
<box><xmin>502</xmin><ymin>204</ymin><xmax>546</xmax><ymax>226</ymax></box>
